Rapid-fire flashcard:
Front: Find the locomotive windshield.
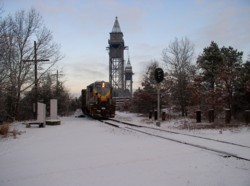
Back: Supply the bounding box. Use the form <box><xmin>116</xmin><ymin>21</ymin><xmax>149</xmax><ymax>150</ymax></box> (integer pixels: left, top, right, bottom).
<box><xmin>95</xmin><ymin>82</ymin><xmax>110</xmax><ymax>94</ymax></box>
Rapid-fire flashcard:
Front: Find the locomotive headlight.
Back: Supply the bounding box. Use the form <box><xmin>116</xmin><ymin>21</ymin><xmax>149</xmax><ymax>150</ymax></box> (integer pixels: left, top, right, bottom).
<box><xmin>102</xmin><ymin>82</ymin><xmax>105</xmax><ymax>88</ymax></box>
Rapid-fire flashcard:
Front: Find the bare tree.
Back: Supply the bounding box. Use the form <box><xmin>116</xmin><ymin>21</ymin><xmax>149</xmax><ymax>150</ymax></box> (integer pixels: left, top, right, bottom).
<box><xmin>162</xmin><ymin>37</ymin><xmax>195</xmax><ymax>116</ymax></box>
<box><xmin>0</xmin><ymin>8</ymin><xmax>11</xmax><ymax>119</ymax></box>
<box><xmin>0</xmin><ymin>8</ymin><xmax>63</xmax><ymax>120</ymax></box>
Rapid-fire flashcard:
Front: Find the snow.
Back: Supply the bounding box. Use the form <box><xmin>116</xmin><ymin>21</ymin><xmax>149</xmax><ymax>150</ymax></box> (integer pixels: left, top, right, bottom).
<box><xmin>1</xmin><ymin>111</ymin><xmax>250</xmax><ymax>186</ymax></box>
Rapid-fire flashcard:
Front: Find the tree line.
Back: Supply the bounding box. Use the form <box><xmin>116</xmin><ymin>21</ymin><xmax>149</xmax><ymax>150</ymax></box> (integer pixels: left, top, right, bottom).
<box><xmin>1</xmin><ymin>7</ymin><xmax>249</xmax><ymax>122</ymax></box>
<box><xmin>132</xmin><ymin>38</ymin><xmax>250</xmax><ymax>120</ymax></box>
<box><xmin>0</xmin><ymin>8</ymin><xmax>79</xmax><ymax>122</ymax></box>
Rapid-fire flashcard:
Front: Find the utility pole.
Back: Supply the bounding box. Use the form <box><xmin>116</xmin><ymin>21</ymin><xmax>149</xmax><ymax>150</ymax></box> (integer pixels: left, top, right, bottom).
<box><xmin>51</xmin><ymin>70</ymin><xmax>63</xmax><ymax>98</ymax></box>
<box><xmin>23</xmin><ymin>41</ymin><xmax>49</xmax><ymax>118</ymax></box>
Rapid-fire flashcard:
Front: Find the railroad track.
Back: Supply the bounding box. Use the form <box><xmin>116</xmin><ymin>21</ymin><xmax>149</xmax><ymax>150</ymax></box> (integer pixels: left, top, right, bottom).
<box><xmin>100</xmin><ymin>118</ymin><xmax>250</xmax><ymax>162</ymax></box>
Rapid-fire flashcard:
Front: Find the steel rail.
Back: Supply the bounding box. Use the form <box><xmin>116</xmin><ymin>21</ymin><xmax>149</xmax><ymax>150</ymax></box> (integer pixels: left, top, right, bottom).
<box><xmin>100</xmin><ymin>119</ymin><xmax>250</xmax><ymax>162</ymax></box>
<box><xmin>109</xmin><ymin>118</ymin><xmax>250</xmax><ymax>149</ymax></box>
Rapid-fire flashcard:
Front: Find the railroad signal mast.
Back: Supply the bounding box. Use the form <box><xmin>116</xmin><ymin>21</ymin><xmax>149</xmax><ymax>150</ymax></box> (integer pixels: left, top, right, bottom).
<box><xmin>154</xmin><ymin>68</ymin><xmax>164</xmax><ymax>126</ymax></box>
<box><xmin>155</xmin><ymin>68</ymin><xmax>164</xmax><ymax>83</ymax></box>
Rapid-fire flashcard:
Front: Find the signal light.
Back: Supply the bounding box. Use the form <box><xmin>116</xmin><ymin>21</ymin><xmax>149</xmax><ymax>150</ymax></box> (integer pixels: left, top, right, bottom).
<box><xmin>154</xmin><ymin>68</ymin><xmax>164</xmax><ymax>83</ymax></box>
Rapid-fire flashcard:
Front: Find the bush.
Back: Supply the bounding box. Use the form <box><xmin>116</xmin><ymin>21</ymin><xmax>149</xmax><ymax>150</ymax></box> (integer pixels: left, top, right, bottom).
<box><xmin>0</xmin><ymin>124</ymin><xmax>9</xmax><ymax>137</ymax></box>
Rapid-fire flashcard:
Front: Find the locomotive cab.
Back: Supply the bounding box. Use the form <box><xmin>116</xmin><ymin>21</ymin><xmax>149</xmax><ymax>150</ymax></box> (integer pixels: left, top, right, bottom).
<box><xmin>83</xmin><ymin>81</ymin><xmax>115</xmax><ymax>118</ymax></box>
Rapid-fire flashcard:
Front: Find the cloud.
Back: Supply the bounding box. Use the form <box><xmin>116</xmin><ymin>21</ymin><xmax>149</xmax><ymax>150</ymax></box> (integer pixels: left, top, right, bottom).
<box><xmin>64</xmin><ymin>63</ymin><xmax>109</xmax><ymax>95</ymax></box>
<box><xmin>36</xmin><ymin>0</ymin><xmax>73</xmax><ymax>14</ymax></box>
<box><xmin>186</xmin><ymin>0</ymin><xmax>250</xmax><ymax>58</ymax></box>
<box><xmin>205</xmin><ymin>5</ymin><xmax>249</xmax><ymax>45</ymax></box>
<box><xmin>40</xmin><ymin>0</ymin><xmax>145</xmax><ymax>34</ymax></box>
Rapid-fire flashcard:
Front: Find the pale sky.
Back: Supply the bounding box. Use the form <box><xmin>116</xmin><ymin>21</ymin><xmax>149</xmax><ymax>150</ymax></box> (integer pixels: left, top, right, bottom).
<box><xmin>2</xmin><ymin>0</ymin><xmax>250</xmax><ymax>96</ymax></box>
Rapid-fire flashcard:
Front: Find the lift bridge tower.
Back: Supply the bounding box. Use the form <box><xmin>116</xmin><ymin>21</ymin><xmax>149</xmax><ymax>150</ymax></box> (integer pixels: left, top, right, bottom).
<box><xmin>125</xmin><ymin>57</ymin><xmax>134</xmax><ymax>98</ymax></box>
<box><xmin>107</xmin><ymin>17</ymin><xmax>133</xmax><ymax>98</ymax></box>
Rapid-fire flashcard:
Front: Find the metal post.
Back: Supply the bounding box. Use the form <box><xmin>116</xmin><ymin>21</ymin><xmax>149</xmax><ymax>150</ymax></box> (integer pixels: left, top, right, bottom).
<box><xmin>156</xmin><ymin>84</ymin><xmax>160</xmax><ymax>126</ymax></box>
<box><xmin>56</xmin><ymin>70</ymin><xmax>59</xmax><ymax>98</ymax></box>
<box><xmin>154</xmin><ymin>67</ymin><xmax>164</xmax><ymax>126</ymax></box>
<box><xmin>34</xmin><ymin>41</ymin><xmax>38</xmax><ymax>118</ymax></box>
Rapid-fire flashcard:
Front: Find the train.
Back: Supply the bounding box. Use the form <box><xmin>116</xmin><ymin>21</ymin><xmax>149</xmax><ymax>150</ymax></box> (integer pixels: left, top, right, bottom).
<box><xmin>81</xmin><ymin>81</ymin><xmax>115</xmax><ymax>118</ymax></box>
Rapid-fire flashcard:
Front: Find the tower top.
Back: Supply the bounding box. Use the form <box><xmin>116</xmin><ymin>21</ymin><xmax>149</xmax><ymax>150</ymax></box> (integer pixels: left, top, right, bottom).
<box><xmin>126</xmin><ymin>58</ymin><xmax>131</xmax><ymax>67</ymax></box>
<box><xmin>112</xmin><ymin>17</ymin><xmax>122</xmax><ymax>33</ymax></box>
<box><xmin>125</xmin><ymin>58</ymin><xmax>132</xmax><ymax>72</ymax></box>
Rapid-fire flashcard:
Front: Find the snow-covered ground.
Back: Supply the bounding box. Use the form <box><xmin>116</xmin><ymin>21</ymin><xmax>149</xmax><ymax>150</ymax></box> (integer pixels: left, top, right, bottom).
<box><xmin>1</xmin><ymin>111</ymin><xmax>250</xmax><ymax>186</ymax></box>
<box><xmin>115</xmin><ymin>111</ymin><xmax>250</xmax><ymax>147</ymax></box>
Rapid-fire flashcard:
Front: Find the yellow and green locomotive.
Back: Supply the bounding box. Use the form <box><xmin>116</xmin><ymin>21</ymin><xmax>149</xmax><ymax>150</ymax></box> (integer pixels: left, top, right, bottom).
<box><xmin>82</xmin><ymin>81</ymin><xmax>115</xmax><ymax>118</ymax></box>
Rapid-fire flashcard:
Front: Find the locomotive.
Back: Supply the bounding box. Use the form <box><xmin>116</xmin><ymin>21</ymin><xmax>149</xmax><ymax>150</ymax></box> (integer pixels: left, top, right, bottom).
<box><xmin>81</xmin><ymin>81</ymin><xmax>115</xmax><ymax>118</ymax></box>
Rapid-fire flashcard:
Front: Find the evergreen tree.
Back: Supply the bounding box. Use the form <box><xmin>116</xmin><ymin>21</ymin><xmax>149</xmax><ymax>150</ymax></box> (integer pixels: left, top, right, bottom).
<box><xmin>233</xmin><ymin>61</ymin><xmax>250</xmax><ymax>117</ymax></box>
<box><xmin>197</xmin><ymin>41</ymin><xmax>223</xmax><ymax>90</ymax></box>
<box><xmin>219</xmin><ymin>46</ymin><xmax>243</xmax><ymax>111</ymax></box>
<box><xmin>197</xmin><ymin>42</ymin><xmax>244</xmax><ymax>117</ymax></box>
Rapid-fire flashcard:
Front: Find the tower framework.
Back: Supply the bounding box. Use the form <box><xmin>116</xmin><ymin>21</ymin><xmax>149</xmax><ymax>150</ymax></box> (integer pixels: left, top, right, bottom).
<box><xmin>107</xmin><ymin>17</ymin><xmax>133</xmax><ymax>97</ymax></box>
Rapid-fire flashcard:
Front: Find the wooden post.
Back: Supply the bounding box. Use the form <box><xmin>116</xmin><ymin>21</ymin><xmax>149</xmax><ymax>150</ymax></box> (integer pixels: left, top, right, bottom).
<box><xmin>149</xmin><ymin>111</ymin><xmax>152</xmax><ymax>119</ymax></box>
<box><xmin>51</xmin><ymin>70</ymin><xmax>63</xmax><ymax>98</ymax></box>
<box><xmin>245</xmin><ymin>110</ymin><xmax>250</xmax><ymax>125</ymax></box>
<box><xmin>154</xmin><ymin>110</ymin><xmax>157</xmax><ymax>120</ymax></box>
<box><xmin>162</xmin><ymin>112</ymin><xmax>166</xmax><ymax>121</ymax></box>
<box><xmin>22</xmin><ymin>41</ymin><xmax>49</xmax><ymax>119</ymax></box>
<box><xmin>225</xmin><ymin>109</ymin><xmax>231</xmax><ymax>124</ymax></box>
<box><xmin>208</xmin><ymin>109</ymin><xmax>214</xmax><ymax>123</ymax></box>
<box><xmin>196</xmin><ymin>110</ymin><xmax>201</xmax><ymax>123</ymax></box>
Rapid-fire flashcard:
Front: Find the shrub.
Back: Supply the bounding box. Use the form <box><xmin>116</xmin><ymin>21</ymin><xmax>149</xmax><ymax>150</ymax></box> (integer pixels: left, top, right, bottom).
<box><xmin>0</xmin><ymin>124</ymin><xmax>10</xmax><ymax>137</ymax></box>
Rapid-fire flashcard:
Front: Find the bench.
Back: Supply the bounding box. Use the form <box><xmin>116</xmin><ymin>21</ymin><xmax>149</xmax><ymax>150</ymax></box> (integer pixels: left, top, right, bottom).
<box><xmin>25</xmin><ymin>122</ymin><xmax>45</xmax><ymax>128</ymax></box>
<box><xmin>46</xmin><ymin>119</ymin><xmax>61</xmax><ymax>125</ymax></box>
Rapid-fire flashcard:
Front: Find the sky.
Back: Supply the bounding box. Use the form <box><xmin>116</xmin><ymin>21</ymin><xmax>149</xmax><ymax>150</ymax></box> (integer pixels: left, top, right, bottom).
<box><xmin>1</xmin><ymin>0</ymin><xmax>250</xmax><ymax>96</ymax></box>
